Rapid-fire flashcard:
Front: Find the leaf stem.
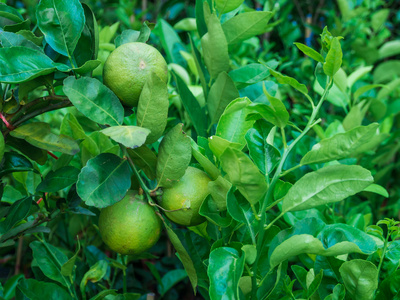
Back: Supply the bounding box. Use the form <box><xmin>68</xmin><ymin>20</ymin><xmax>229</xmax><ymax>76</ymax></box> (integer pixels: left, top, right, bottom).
<box><xmin>281</xmin><ymin>127</ymin><xmax>287</xmax><ymax>149</ymax></box>
<box><xmin>377</xmin><ymin>230</ymin><xmax>390</xmax><ymax>276</ymax></box>
<box><xmin>280</xmin><ymin>165</ymin><xmax>302</xmax><ymax>177</ymax></box>
<box><xmin>250</xmin><ymin>78</ymin><xmax>332</xmax><ymax>300</ymax></box>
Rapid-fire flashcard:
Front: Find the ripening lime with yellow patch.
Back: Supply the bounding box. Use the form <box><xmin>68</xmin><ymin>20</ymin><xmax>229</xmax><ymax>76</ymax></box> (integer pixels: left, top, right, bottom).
<box><xmin>103</xmin><ymin>42</ymin><xmax>168</xmax><ymax>107</ymax></box>
<box><xmin>160</xmin><ymin>167</ymin><xmax>211</xmax><ymax>226</ymax></box>
<box><xmin>99</xmin><ymin>190</ymin><xmax>162</xmax><ymax>255</ymax></box>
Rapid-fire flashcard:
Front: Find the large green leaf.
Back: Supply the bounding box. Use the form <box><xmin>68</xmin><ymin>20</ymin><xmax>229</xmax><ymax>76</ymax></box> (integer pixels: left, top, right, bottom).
<box><xmin>30</xmin><ymin>241</ymin><xmax>70</xmax><ymax>287</ymax></box>
<box><xmin>63</xmin><ymin>76</ymin><xmax>124</xmax><ymax>126</ymax></box>
<box><xmin>174</xmin><ymin>72</ymin><xmax>207</xmax><ymax>137</ymax></box>
<box><xmin>282</xmin><ymin>165</ymin><xmax>373</xmax><ymax>212</ymax></box>
<box><xmin>339</xmin><ymin>260</ymin><xmax>378</xmax><ymax>300</ymax></box>
<box><xmin>215</xmin><ymin>0</ymin><xmax>244</xmax><ymax>14</ymax></box>
<box><xmin>201</xmin><ymin>14</ymin><xmax>230</xmax><ymax>79</ymax></box>
<box><xmin>300</xmin><ymin>123</ymin><xmax>380</xmax><ymax>165</ymax></box>
<box><xmin>127</xmin><ymin>146</ymin><xmax>157</xmax><ymax>180</ymax></box>
<box><xmin>17</xmin><ymin>278</ymin><xmax>71</xmax><ymax>300</ymax></box>
<box><xmin>137</xmin><ymin>72</ymin><xmax>169</xmax><ymax>143</ymax></box>
<box><xmin>76</xmin><ymin>153</ymin><xmax>131</xmax><ymax>208</ymax></box>
<box><xmin>216</xmin><ymin>97</ymin><xmax>254</xmax><ymax>147</ymax></box>
<box><xmin>0</xmin><ymin>47</ymin><xmax>68</xmax><ymax>83</ymax></box>
<box><xmin>208</xmin><ymin>135</ymin><xmax>242</xmax><ymax>159</ymax></box>
<box><xmin>323</xmin><ymin>37</ymin><xmax>343</xmax><ymax>77</ymax></box>
<box><xmin>220</xmin><ymin>147</ymin><xmax>268</xmax><ymax>205</ymax></box>
<box><xmin>245</xmin><ymin>120</ymin><xmax>280</xmax><ymax>175</ymax></box>
<box><xmin>10</xmin><ymin>122</ymin><xmax>80</xmax><ymax>155</ymax></box>
<box><xmin>207</xmin><ymin>72</ymin><xmax>239</xmax><ymax>126</ymax></box>
<box><xmin>222</xmin><ymin>11</ymin><xmax>273</xmax><ymax>45</ymax></box>
<box><xmin>208</xmin><ymin>247</ymin><xmax>245</xmax><ymax>300</ymax></box>
<box><xmin>36</xmin><ymin>0</ymin><xmax>84</xmax><ymax>59</ymax></box>
<box><xmin>100</xmin><ymin>126</ymin><xmax>150</xmax><ymax>149</ymax></box>
<box><xmin>36</xmin><ymin>166</ymin><xmax>80</xmax><ymax>193</ymax></box>
<box><xmin>156</xmin><ymin>124</ymin><xmax>191</xmax><ymax>188</ymax></box>
<box><xmin>158</xmin><ymin>269</ymin><xmax>188</xmax><ymax>296</ymax></box>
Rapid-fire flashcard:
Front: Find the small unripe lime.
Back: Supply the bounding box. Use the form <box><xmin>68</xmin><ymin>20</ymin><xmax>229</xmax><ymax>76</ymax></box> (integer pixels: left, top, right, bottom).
<box><xmin>160</xmin><ymin>167</ymin><xmax>211</xmax><ymax>226</ymax></box>
<box><xmin>103</xmin><ymin>42</ymin><xmax>168</xmax><ymax>107</ymax></box>
<box><xmin>99</xmin><ymin>190</ymin><xmax>162</xmax><ymax>255</ymax></box>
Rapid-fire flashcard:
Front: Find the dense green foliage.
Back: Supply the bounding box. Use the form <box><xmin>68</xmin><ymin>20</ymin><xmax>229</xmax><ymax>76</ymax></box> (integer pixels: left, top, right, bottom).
<box><xmin>1</xmin><ymin>0</ymin><xmax>400</xmax><ymax>299</ymax></box>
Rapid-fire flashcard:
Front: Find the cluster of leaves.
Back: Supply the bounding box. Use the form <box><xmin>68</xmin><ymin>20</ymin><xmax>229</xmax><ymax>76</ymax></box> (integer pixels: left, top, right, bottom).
<box><xmin>1</xmin><ymin>0</ymin><xmax>400</xmax><ymax>299</ymax></box>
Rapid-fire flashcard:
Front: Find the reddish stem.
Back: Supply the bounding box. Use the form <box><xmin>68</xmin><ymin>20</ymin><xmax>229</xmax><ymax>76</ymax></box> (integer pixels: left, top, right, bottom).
<box><xmin>36</xmin><ymin>197</ymin><xmax>43</xmax><ymax>205</ymax></box>
<box><xmin>47</xmin><ymin>151</ymin><xmax>59</xmax><ymax>160</ymax></box>
<box><xmin>0</xmin><ymin>113</ymin><xmax>14</xmax><ymax>130</ymax></box>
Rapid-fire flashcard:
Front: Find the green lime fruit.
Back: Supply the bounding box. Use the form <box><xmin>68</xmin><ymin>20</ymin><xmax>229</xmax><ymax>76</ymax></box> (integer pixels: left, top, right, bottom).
<box><xmin>103</xmin><ymin>42</ymin><xmax>168</xmax><ymax>107</ymax></box>
<box><xmin>99</xmin><ymin>190</ymin><xmax>162</xmax><ymax>255</ymax></box>
<box><xmin>160</xmin><ymin>166</ymin><xmax>211</xmax><ymax>226</ymax></box>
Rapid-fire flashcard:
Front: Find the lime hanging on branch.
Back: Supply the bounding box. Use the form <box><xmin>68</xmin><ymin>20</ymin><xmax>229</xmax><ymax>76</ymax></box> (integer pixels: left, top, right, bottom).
<box><xmin>99</xmin><ymin>190</ymin><xmax>162</xmax><ymax>255</ymax></box>
<box><xmin>103</xmin><ymin>42</ymin><xmax>168</xmax><ymax>107</ymax></box>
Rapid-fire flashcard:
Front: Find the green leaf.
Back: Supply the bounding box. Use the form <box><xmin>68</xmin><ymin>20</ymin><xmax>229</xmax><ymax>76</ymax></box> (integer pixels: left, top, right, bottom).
<box><xmin>208</xmin><ymin>135</ymin><xmax>242</xmax><ymax>160</ymax></box>
<box><xmin>323</xmin><ymin>37</ymin><xmax>343</xmax><ymax>77</ymax></box>
<box><xmin>80</xmin><ymin>260</ymin><xmax>108</xmax><ymax>296</ymax></box>
<box><xmin>0</xmin><ymin>4</ymin><xmax>23</xmax><ymax>26</ymax></box>
<box><xmin>0</xmin><ymin>47</ymin><xmax>68</xmax><ymax>83</ymax></box>
<box><xmin>17</xmin><ymin>278</ymin><xmax>71</xmax><ymax>300</ymax></box>
<box><xmin>216</xmin><ymin>97</ymin><xmax>254</xmax><ymax>147</ymax></box>
<box><xmin>208</xmin><ymin>176</ymin><xmax>231</xmax><ymax>211</ymax></box>
<box><xmin>353</xmin><ymin>84</ymin><xmax>384</xmax><ymax>101</ymax></box>
<box><xmin>30</xmin><ymin>241</ymin><xmax>69</xmax><ymax>287</ymax></box>
<box><xmin>137</xmin><ymin>21</ymin><xmax>153</xmax><ymax>43</ymax></box>
<box><xmin>215</xmin><ymin>0</ymin><xmax>244</xmax><ymax>14</ymax></box>
<box><xmin>227</xmin><ymin>189</ymin><xmax>256</xmax><ymax>243</ymax></box>
<box><xmin>115</xmin><ymin>29</ymin><xmax>140</xmax><ymax>47</ymax></box>
<box><xmin>137</xmin><ymin>72</ymin><xmax>169</xmax><ymax>143</ymax></box>
<box><xmin>0</xmin><ymin>152</ymin><xmax>36</xmax><ymax>177</ymax></box>
<box><xmin>1</xmin><ymin>196</ymin><xmax>31</xmax><ymax>233</ymax></box>
<box><xmin>282</xmin><ymin>165</ymin><xmax>373</xmax><ymax>212</ymax></box>
<box><xmin>76</xmin><ymin>153</ymin><xmax>131</xmax><ymax>208</ymax></box>
<box><xmin>339</xmin><ymin>260</ymin><xmax>378</xmax><ymax>300</ymax></box>
<box><xmin>72</xmin><ymin>60</ymin><xmax>101</xmax><ymax>75</ymax></box>
<box><xmin>269</xmin><ymin>225</ymin><xmax>378</xmax><ymax>269</ymax></box>
<box><xmin>363</xmin><ymin>184</ymin><xmax>389</xmax><ymax>198</ymax></box>
<box><xmin>158</xmin><ymin>269</ymin><xmax>188</xmax><ymax>296</ymax></box>
<box><xmin>36</xmin><ymin>0</ymin><xmax>84</xmax><ymax>58</ymax></box>
<box><xmin>222</xmin><ymin>11</ymin><xmax>273</xmax><ymax>45</ymax></box>
<box><xmin>36</xmin><ymin>166</ymin><xmax>80</xmax><ymax>193</ymax></box>
<box><xmin>324</xmin><ymin>284</ymin><xmax>346</xmax><ymax>300</ymax></box>
<box><xmin>156</xmin><ymin>124</ymin><xmax>191</xmax><ymax>188</ymax></box>
<box><xmin>208</xmin><ymin>247</ymin><xmax>245</xmax><ymax>300</ymax></box>
<box><xmin>174</xmin><ymin>72</ymin><xmax>207</xmax><ymax>137</ymax></box>
<box><xmin>268</xmin><ymin>68</ymin><xmax>308</xmax><ymax>95</ymax></box>
<box><xmin>63</xmin><ymin>76</ymin><xmax>124</xmax><ymax>126</ymax></box>
<box><xmin>294</xmin><ymin>42</ymin><xmax>324</xmax><ymax>63</ymax></box>
<box><xmin>190</xmin><ymin>138</ymin><xmax>220</xmax><ymax>180</ymax></box>
<box><xmin>201</xmin><ymin>14</ymin><xmax>230</xmax><ymax>79</ymax></box>
<box><xmin>10</xmin><ymin>122</ymin><xmax>80</xmax><ymax>155</ymax></box>
<box><xmin>199</xmin><ymin>195</ymin><xmax>232</xmax><ymax>227</ymax></box>
<box><xmin>100</xmin><ymin>126</ymin><xmax>150</xmax><ymax>149</ymax></box>
<box><xmin>165</xmin><ymin>225</ymin><xmax>197</xmax><ymax>292</ymax></box>
<box><xmin>229</xmin><ymin>63</ymin><xmax>270</xmax><ymax>90</ymax></box>
<box><xmin>220</xmin><ymin>147</ymin><xmax>268</xmax><ymax>205</ymax></box>
<box><xmin>0</xmin><ymin>30</ymin><xmax>42</xmax><ymax>51</ymax></box>
<box><xmin>73</xmin><ymin>3</ymin><xmax>98</xmax><ymax>67</ymax></box>
<box><xmin>378</xmin><ymin>40</ymin><xmax>400</xmax><ymax>60</ymax></box>
<box><xmin>245</xmin><ymin>120</ymin><xmax>280</xmax><ymax>175</ymax></box>
<box><xmin>247</xmin><ymin>89</ymin><xmax>289</xmax><ymax>128</ymax></box>
<box><xmin>300</xmin><ymin>124</ymin><xmax>380</xmax><ymax>165</ymax></box>
<box><xmin>127</xmin><ymin>146</ymin><xmax>157</xmax><ymax>180</ymax></box>
<box><xmin>61</xmin><ymin>239</ymin><xmax>81</xmax><ymax>277</ymax></box>
<box><xmin>195</xmin><ymin>0</ymin><xmax>211</xmax><ymax>38</ymax></box>
<box><xmin>207</xmin><ymin>72</ymin><xmax>240</xmax><ymax>125</ymax></box>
